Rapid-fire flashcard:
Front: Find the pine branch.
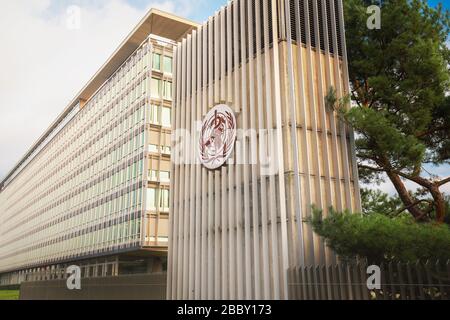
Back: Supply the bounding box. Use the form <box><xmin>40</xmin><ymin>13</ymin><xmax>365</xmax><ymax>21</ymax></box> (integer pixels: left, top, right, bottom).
<box><xmin>438</xmin><ymin>176</ymin><xmax>450</xmax><ymax>187</ymax></box>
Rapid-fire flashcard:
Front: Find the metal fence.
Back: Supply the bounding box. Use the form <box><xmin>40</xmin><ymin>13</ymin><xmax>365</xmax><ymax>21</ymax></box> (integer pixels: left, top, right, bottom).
<box><xmin>288</xmin><ymin>260</ymin><xmax>450</xmax><ymax>300</ymax></box>
<box><xmin>19</xmin><ymin>273</ymin><xmax>167</xmax><ymax>300</ymax></box>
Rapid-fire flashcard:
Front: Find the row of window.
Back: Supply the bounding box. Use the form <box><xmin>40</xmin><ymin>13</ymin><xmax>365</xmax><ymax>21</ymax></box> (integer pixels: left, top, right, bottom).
<box><xmin>74</xmin><ymin>159</ymin><xmax>144</xmax><ymax>205</ymax></box>
<box><xmin>0</xmin><ymin>183</ymin><xmax>145</xmax><ymax>257</ymax></box>
<box><xmin>75</xmin><ymin>188</ymin><xmax>143</xmax><ymax>226</ymax></box>
<box><xmin>6</xmin><ymin>74</ymin><xmax>148</xmax><ymax>224</ymax></box>
<box><xmin>148</xmin><ymin>144</ymin><xmax>171</xmax><ymax>155</ymax></box>
<box><xmin>11</xmin><ymin>92</ymin><xmax>146</xmax><ymax>230</ymax></box>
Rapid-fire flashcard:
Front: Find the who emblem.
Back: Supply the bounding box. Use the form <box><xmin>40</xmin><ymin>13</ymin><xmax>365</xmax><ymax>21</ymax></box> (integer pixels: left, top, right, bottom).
<box><xmin>199</xmin><ymin>104</ymin><xmax>237</xmax><ymax>170</ymax></box>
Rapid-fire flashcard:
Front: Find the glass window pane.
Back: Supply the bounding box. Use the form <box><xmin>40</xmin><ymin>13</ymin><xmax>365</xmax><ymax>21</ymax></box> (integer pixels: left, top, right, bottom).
<box><xmin>149</xmin><ymin>170</ymin><xmax>158</xmax><ymax>181</ymax></box>
<box><xmin>150</xmin><ymin>104</ymin><xmax>160</xmax><ymax>124</ymax></box>
<box><xmin>148</xmin><ymin>144</ymin><xmax>159</xmax><ymax>153</ymax></box>
<box><xmin>152</xmin><ymin>53</ymin><xmax>161</xmax><ymax>70</ymax></box>
<box><xmin>163</xmin><ymin>146</ymin><xmax>171</xmax><ymax>155</ymax></box>
<box><xmin>163</xmin><ymin>81</ymin><xmax>172</xmax><ymax>100</ymax></box>
<box><xmin>160</xmin><ymin>171</ymin><xmax>170</xmax><ymax>183</ymax></box>
<box><xmin>146</xmin><ymin>188</ymin><xmax>156</xmax><ymax>211</ymax></box>
<box><xmin>162</xmin><ymin>107</ymin><xmax>171</xmax><ymax>127</ymax></box>
<box><xmin>151</xmin><ymin>78</ymin><xmax>161</xmax><ymax>98</ymax></box>
<box><xmin>160</xmin><ymin>189</ymin><xmax>169</xmax><ymax>212</ymax></box>
<box><xmin>163</xmin><ymin>56</ymin><xmax>172</xmax><ymax>73</ymax></box>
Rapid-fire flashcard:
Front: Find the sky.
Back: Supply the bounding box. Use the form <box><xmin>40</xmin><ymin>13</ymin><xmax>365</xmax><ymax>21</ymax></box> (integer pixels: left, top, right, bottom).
<box><xmin>0</xmin><ymin>0</ymin><xmax>448</xmax><ymax>196</ymax></box>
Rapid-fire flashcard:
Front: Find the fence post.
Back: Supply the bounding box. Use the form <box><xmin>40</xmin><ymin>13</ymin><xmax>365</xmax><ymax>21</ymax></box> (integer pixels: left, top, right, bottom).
<box><xmin>396</xmin><ymin>261</ymin><xmax>407</xmax><ymax>300</ymax></box>
<box><xmin>425</xmin><ymin>260</ymin><xmax>435</xmax><ymax>300</ymax></box>
<box><xmin>299</xmin><ymin>266</ymin><xmax>306</xmax><ymax>300</ymax></box>
<box><xmin>405</xmin><ymin>262</ymin><xmax>415</xmax><ymax>300</ymax></box>
<box><xmin>325</xmin><ymin>264</ymin><xmax>334</xmax><ymax>300</ymax></box>
<box><xmin>331</xmin><ymin>263</ymin><xmax>339</xmax><ymax>299</ymax></box>
<box><xmin>359</xmin><ymin>260</ymin><xmax>370</xmax><ymax>300</ymax></box>
<box><xmin>415</xmin><ymin>261</ymin><xmax>425</xmax><ymax>300</ymax></box>
<box><xmin>352</xmin><ymin>262</ymin><xmax>362</xmax><ymax>300</ymax></box>
<box><xmin>319</xmin><ymin>265</ymin><xmax>330</xmax><ymax>300</ymax></box>
<box><xmin>345</xmin><ymin>263</ymin><xmax>355</xmax><ymax>300</ymax></box>
<box><xmin>379</xmin><ymin>263</ymin><xmax>387</xmax><ymax>300</ymax></box>
<box><xmin>290</xmin><ymin>266</ymin><xmax>296</xmax><ymax>300</ymax></box>
<box><xmin>317</xmin><ymin>265</ymin><xmax>326</xmax><ymax>299</ymax></box>
<box><xmin>337</xmin><ymin>263</ymin><xmax>346</xmax><ymax>300</ymax></box>
<box><xmin>434</xmin><ymin>261</ymin><xmax>446</xmax><ymax>300</ymax></box>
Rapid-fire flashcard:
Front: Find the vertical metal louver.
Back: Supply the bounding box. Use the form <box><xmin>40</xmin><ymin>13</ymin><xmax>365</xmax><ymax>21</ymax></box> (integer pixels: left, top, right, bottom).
<box><xmin>243</xmin><ymin>1</ymin><xmax>249</xmax><ymax>61</ymax></box>
<box><xmin>237</xmin><ymin>0</ymin><xmax>243</xmax><ymax>66</ymax></box>
<box><xmin>229</xmin><ymin>0</ymin><xmax>274</xmax><ymax>72</ymax></box>
<box><xmin>317</xmin><ymin>0</ymin><xmax>326</xmax><ymax>51</ymax></box>
<box><xmin>251</xmin><ymin>0</ymin><xmax>257</xmax><ymax>56</ymax></box>
<box><xmin>289</xmin><ymin>0</ymin><xmax>297</xmax><ymax>41</ymax></box>
<box><xmin>225</xmin><ymin>0</ymin><xmax>343</xmax><ymax>75</ymax></box>
<box><xmin>334</xmin><ymin>0</ymin><xmax>343</xmax><ymax>56</ymax></box>
<box><xmin>231</xmin><ymin>1</ymin><xmax>236</xmax><ymax>65</ymax></box>
<box><xmin>298</xmin><ymin>0</ymin><xmax>307</xmax><ymax>44</ymax></box>
<box><xmin>225</xmin><ymin>8</ymin><xmax>230</xmax><ymax>73</ymax></box>
<box><xmin>308</xmin><ymin>0</ymin><xmax>316</xmax><ymax>48</ymax></box>
<box><xmin>211</xmin><ymin>18</ymin><xmax>216</xmax><ymax>79</ymax></box>
<box><xmin>258</xmin><ymin>0</ymin><xmax>266</xmax><ymax>51</ymax></box>
<box><xmin>286</xmin><ymin>0</ymin><xmax>343</xmax><ymax>56</ymax></box>
<box><xmin>268</xmin><ymin>0</ymin><xmax>274</xmax><ymax>47</ymax></box>
<box><xmin>326</xmin><ymin>0</ymin><xmax>335</xmax><ymax>54</ymax></box>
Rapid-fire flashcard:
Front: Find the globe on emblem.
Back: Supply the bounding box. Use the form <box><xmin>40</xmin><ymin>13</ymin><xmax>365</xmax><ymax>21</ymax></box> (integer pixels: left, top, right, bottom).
<box><xmin>199</xmin><ymin>104</ymin><xmax>237</xmax><ymax>170</ymax></box>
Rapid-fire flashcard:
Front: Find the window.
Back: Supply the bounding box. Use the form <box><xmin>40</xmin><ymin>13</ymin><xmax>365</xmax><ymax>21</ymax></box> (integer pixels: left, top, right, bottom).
<box><xmin>136</xmin><ymin>81</ymin><xmax>142</xmax><ymax>97</ymax></box>
<box><xmin>132</xmin><ymin>162</ymin><xmax>137</xmax><ymax>178</ymax></box>
<box><xmin>152</xmin><ymin>53</ymin><xmax>161</xmax><ymax>71</ymax></box>
<box><xmin>162</xmin><ymin>146</ymin><xmax>171</xmax><ymax>155</ymax></box>
<box><xmin>163</xmin><ymin>81</ymin><xmax>172</xmax><ymax>100</ymax></box>
<box><xmin>142</xmin><ymin>78</ymin><xmax>147</xmax><ymax>95</ymax></box>
<box><xmin>132</xmin><ymin>190</ymin><xmax>138</xmax><ymax>207</ymax></box>
<box><xmin>148</xmin><ymin>144</ymin><xmax>159</xmax><ymax>153</ymax></box>
<box><xmin>163</xmin><ymin>56</ymin><xmax>172</xmax><ymax>73</ymax></box>
<box><xmin>146</xmin><ymin>188</ymin><xmax>156</xmax><ymax>211</ymax></box>
<box><xmin>160</xmin><ymin>171</ymin><xmax>170</xmax><ymax>183</ymax></box>
<box><xmin>149</xmin><ymin>104</ymin><xmax>160</xmax><ymax>124</ymax></box>
<box><xmin>149</xmin><ymin>170</ymin><xmax>158</xmax><ymax>181</ymax></box>
<box><xmin>161</xmin><ymin>107</ymin><xmax>171</xmax><ymax>127</ymax></box>
<box><xmin>160</xmin><ymin>189</ymin><xmax>170</xmax><ymax>212</ymax></box>
<box><xmin>151</xmin><ymin>78</ymin><xmax>161</xmax><ymax>98</ymax></box>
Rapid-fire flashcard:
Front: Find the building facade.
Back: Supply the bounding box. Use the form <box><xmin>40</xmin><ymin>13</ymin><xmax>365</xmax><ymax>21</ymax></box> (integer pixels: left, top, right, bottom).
<box><xmin>168</xmin><ymin>0</ymin><xmax>361</xmax><ymax>300</ymax></box>
<box><xmin>0</xmin><ymin>10</ymin><xmax>198</xmax><ymax>286</ymax></box>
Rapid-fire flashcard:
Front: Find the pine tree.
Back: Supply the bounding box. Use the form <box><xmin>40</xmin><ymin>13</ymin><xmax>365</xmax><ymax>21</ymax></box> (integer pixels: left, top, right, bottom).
<box><xmin>341</xmin><ymin>0</ymin><xmax>450</xmax><ymax>222</ymax></box>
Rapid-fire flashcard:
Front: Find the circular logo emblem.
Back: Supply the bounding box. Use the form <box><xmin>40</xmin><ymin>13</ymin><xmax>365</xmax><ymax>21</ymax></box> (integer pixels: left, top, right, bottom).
<box><xmin>199</xmin><ymin>104</ymin><xmax>237</xmax><ymax>170</ymax></box>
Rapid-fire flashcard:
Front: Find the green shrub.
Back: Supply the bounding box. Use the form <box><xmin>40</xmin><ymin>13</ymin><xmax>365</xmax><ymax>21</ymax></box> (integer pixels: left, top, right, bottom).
<box><xmin>309</xmin><ymin>208</ymin><xmax>450</xmax><ymax>264</ymax></box>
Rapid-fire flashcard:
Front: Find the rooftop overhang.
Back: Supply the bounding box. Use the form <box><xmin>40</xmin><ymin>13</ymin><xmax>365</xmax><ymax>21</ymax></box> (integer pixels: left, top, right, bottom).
<box><xmin>0</xmin><ymin>9</ymin><xmax>199</xmax><ymax>189</ymax></box>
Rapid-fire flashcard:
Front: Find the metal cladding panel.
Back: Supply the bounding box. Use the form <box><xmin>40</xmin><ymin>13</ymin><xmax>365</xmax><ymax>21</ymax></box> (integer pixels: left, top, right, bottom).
<box><xmin>168</xmin><ymin>0</ymin><xmax>360</xmax><ymax>300</ymax></box>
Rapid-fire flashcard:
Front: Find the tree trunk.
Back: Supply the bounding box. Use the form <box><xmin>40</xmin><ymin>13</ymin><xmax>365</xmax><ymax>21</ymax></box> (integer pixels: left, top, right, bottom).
<box><xmin>386</xmin><ymin>171</ymin><xmax>426</xmax><ymax>220</ymax></box>
<box><xmin>429</xmin><ymin>184</ymin><xmax>446</xmax><ymax>223</ymax></box>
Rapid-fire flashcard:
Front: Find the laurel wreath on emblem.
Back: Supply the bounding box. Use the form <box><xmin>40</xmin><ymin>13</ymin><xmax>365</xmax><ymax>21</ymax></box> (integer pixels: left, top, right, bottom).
<box><xmin>199</xmin><ymin>106</ymin><xmax>236</xmax><ymax>170</ymax></box>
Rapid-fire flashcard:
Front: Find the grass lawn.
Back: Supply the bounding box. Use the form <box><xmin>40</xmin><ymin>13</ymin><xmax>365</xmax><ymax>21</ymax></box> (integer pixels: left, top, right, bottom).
<box><xmin>0</xmin><ymin>290</ymin><xmax>20</xmax><ymax>300</ymax></box>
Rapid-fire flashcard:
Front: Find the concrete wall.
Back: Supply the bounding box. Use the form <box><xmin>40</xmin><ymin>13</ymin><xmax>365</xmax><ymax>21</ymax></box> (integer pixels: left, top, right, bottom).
<box><xmin>19</xmin><ymin>273</ymin><xmax>167</xmax><ymax>300</ymax></box>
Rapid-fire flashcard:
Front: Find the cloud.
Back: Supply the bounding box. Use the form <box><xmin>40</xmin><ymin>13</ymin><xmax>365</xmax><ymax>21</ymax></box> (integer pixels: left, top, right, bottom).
<box><xmin>0</xmin><ymin>0</ymin><xmax>208</xmax><ymax>179</ymax></box>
